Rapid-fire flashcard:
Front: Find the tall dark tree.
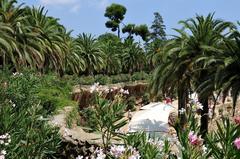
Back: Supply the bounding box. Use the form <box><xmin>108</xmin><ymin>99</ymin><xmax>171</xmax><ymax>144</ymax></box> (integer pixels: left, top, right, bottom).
<box><xmin>104</xmin><ymin>3</ymin><xmax>126</xmax><ymax>38</ymax></box>
<box><xmin>150</xmin><ymin>12</ymin><xmax>166</xmax><ymax>41</ymax></box>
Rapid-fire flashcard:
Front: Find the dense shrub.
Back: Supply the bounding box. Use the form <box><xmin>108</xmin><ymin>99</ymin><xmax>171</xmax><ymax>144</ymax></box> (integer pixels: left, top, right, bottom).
<box><xmin>94</xmin><ymin>74</ymin><xmax>111</xmax><ymax>85</ymax></box>
<box><xmin>0</xmin><ymin>71</ymin><xmax>61</xmax><ymax>158</ymax></box>
<box><xmin>142</xmin><ymin>93</ymin><xmax>150</xmax><ymax>105</ymax></box>
<box><xmin>131</xmin><ymin>71</ymin><xmax>148</xmax><ymax>81</ymax></box>
<box><xmin>111</xmin><ymin>75</ymin><xmax>123</xmax><ymax>84</ymax></box>
<box><xmin>65</xmin><ymin>106</ymin><xmax>80</xmax><ymax>128</ymax></box>
<box><xmin>80</xmin><ymin>107</ymin><xmax>97</xmax><ymax>132</ymax></box>
<box><xmin>126</xmin><ymin>96</ymin><xmax>136</xmax><ymax>111</ymax></box>
<box><xmin>119</xmin><ymin>74</ymin><xmax>131</xmax><ymax>82</ymax></box>
<box><xmin>78</xmin><ymin>76</ymin><xmax>95</xmax><ymax>85</ymax></box>
<box><xmin>36</xmin><ymin>74</ymin><xmax>77</xmax><ymax>114</ymax></box>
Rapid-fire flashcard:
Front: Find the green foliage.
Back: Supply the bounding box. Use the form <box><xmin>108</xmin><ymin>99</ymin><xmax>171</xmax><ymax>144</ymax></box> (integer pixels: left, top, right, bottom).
<box><xmin>37</xmin><ymin>74</ymin><xmax>77</xmax><ymax>114</ymax></box>
<box><xmin>123</xmin><ymin>132</ymin><xmax>172</xmax><ymax>159</ymax></box>
<box><xmin>80</xmin><ymin>107</ymin><xmax>97</xmax><ymax>131</ymax></box>
<box><xmin>78</xmin><ymin>75</ymin><xmax>95</xmax><ymax>85</ymax></box>
<box><xmin>0</xmin><ymin>71</ymin><xmax>61</xmax><ymax>158</ymax></box>
<box><xmin>98</xmin><ymin>33</ymin><xmax>120</xmax><ymax>43</ymax></box>
<box><xmin>65</xmin><ymin>106</ymin><xmax>80</xmax><ymax>129</ymax></box>
<box><xmin>104</xmin><ymin>3</ymin><xmax>127</xmax><ymax>37</ymax></box>
<box><xmin>94</xmin><ymin>74</ymin><xmax>111</xmax><ymax>85</ymax></box>
<box><xmin>126</xmin><ymin>96</ymin><xmax>136</xmax><ymax>111</ymax></box>
<box><xmin>150</xmin><ymin>12</ymin><xmax>166</xmax><ymax>41</ymax></box>
<box><xmin>132</xmin><ymin>71</ymin><xmax>148</xmax><ymax>81</ymax></box>
<box><xmin>89</xmin><ymin>95</ymin><xmax>127</xmax><ymax>150</ymax></box>
<box><xmin>76</xmin><ymin>33</ymin><xmax>105</xmax><ymax>75</ymax></box>
<box><xmin>77</xmin><ymin>73</ymin><xmax>149</xmax><ymax>85</ymax></box>
<box><xmin>142</xmin><ymin>93</ymin><xmax>150</xmax><ymax>105</ymax></box>
<box><xmin>206</xmin><ymin>118</ymin><xmax>240</xmax><ymax>159</ymax></box>
<box><xmin>134</xmin><ymin>24</ymin><xmax>150</xmax><ymax>41</ymax></box>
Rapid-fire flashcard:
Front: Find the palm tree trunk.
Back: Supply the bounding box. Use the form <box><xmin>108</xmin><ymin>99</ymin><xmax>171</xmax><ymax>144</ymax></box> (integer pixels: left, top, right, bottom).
<box><xmin>178</xmin><ymin>85</ymin><xmax>187</xmax><ymax>128</ymax></box>
<box><xmin>3</xmin><ymin>52</ymin><xmax>6</xmax><ymax>69</ymax></box>
<box><xmin>199</xmin><ymin>97</ymin><xmax>209</xmax><ymax>138</ymax></box>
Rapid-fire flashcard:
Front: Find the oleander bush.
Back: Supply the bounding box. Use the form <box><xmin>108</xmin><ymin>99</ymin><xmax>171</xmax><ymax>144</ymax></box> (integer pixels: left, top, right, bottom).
<box><xmin>0</xmin><ymin>71</ymin><xmax>61</xmax><ymax>158</ymax></box>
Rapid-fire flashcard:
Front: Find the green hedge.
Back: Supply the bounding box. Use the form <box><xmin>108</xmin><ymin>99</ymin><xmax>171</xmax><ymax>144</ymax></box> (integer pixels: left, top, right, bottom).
<box><xmin>75</xmin><ymin>72</ymin><xmax>150</xmax><ymax>85</ymax></box>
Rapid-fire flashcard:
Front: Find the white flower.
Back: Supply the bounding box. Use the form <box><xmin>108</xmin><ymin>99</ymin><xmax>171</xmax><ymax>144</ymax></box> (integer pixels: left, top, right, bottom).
<box><xmin>90</xmin><ymin>82</ymin><xmax>100</xmax><ymax>93</ymax></box>
<box><xmin>95</xmin><ymin>148</ymin><xmax>106</xmax><ymax>159</ymax></box>
<box><xmin>9</xmin><ymin>100</ymin><xmax>16</xmax><ymax>108</ymax></box>
<box><xmin>12</xmin><ymin>72</ymin><xmax>23</xmax><ymax>76</ymax></box>
<box><xmin>123</xmin><ymin>90</ymin><xmax>129</xmax><ymax>95</ymax></box>
<box><xmin>128</xmin><ymin>153</ymin><xmax>141</xmax><ymax>159</ymax></box>
<box><xmin>179</xmin><ymin>108</ymin><xmax>186</xmax><ymax>114</ymax></box>
<box><xmin>202</xmin><ymin>145</ymin><xmax>207</xmax><ymax>154</ymax></box>
<box><xmin>76</xmin><ymin>155</ymin><xmax>84</xmax><ymax>159</ymax></box>
<box><xmin>120</xmin><ymin>88</ymin><xmax>124</xmax><ymax>93</ymax></box>
<box><xmin>0</xmin><ymin>150</ymin><xmax>6</xmax><ymax>155</ymax></box>
<box><xmin>196</xmin><ymin>102</ymin><xmax>203</xmax><ymax>110</ymax></box>
<box><xmin>119</xmin><ymin>88</ymin><xmax>129</xmax><ymax>95</ymax></box>
<box><xmin>110</xmin><ymin>145</ymin><xmax>125</xmax><ymax>158</ymax></box>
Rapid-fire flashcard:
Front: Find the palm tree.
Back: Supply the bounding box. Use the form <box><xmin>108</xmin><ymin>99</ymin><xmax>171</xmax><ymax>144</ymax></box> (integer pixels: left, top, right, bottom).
<box><xmin>182</xmin><ymin>14</ymin><xmax>234</xmax><ymax>136</ymax></box>
<box><xmin>64</xmin><ymin>34</ymin><xmax>86</xmax><ymax>75</ymax></box>
<box><xmin>211</xmin><ymin>29</ymin><xmax>240</xmax><ymax>116</ymax></box>
<box><xmin>76</xmin><ymin>33</ymin><xmax>105</xmax><ymax>75</ymax></box>
<box><xmin>150</xmin><ymin>34</ymin><xmax>191</xmax><ymax>128</ymax></box>
<box><xmin>122</xmin><ymin>40</ymin><xmax>146</xmax><ymax>74</ymax></box>
<box><xmin>25</xmin><ymin>7</ymin><xmax>68</xmax><ymax>75</ymax></box>
<box><xmin>101</xmin><ymin>40</ymin><xmax>121</xmax><ymax>75</ymax></box>
<box><xmin>151</xmin><ymin>14</ymin><xmax>234</xmax><ymax>136</ymax></box>
<box><xmin>0</xmin><ymin>0</ymin><xmax>26</xmax><ymax>70</ymax></box>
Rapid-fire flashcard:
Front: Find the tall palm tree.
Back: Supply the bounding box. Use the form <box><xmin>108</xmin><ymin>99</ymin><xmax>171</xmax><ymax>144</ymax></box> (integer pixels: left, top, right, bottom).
<box><xmin>76</xmin><ymin>33</ymin><xmax>105</xmax><ymax>75</ymax></box>
<box><xmin>151</xmin><ymin>14</ymin><xmax>234</xmax><ymax>136</ymax></box>
<box><xmin>182</xmin><ymin>14</ymin><xmax>234</xmax><ymax>135</ymax></box>
<box><xmin>25</xmin><ymin>7</ymin><xmax>68</xmax><ymax>75</ymax></box>
<box><xmin>211</xmin><ymin>29</ymin><xmax>240</xmax><ymax>116</ymax></box>
<box><xmin>64</xmin><ymin>34</ymin><xmax>86</xmax><ymax>74</ymax></box>
<box><xmin>0</xmin><ymin>0</ymin><xmax>26</xmax><ymax>70</ymax></box>
<box><xmin>101</xmin><ymin>40</ymin><xmax>121</xmax><ymax>75</ymax></box>
<box><xmin>122</xmin><ymin>40</ymin><xmax>146</xmax><ymax>74</ymax></box>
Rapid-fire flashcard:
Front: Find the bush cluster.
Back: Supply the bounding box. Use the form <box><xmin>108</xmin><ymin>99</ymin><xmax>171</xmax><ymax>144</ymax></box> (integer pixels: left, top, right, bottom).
<box><xmin>0</xmin><ymin>71</ymin><xmax>62</xmax><ymax>158</ymax></box>
<box><xmin>69</xmin><ymin>71</ymin><xmax>150</xmax><ymax>86</ymax></box>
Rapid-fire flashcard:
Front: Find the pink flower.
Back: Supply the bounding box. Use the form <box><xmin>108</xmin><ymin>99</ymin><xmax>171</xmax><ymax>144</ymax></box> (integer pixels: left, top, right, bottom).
<box><xmin>234</xmin><ymin>116</ymin><xmax>240</xmax><ymax>125</ymax></box>
<box><xmin>188</xmin><ymin>131</ymin><xmax>201</xmax><ymax>145</ymax></box>
<box><xmin>234</xmin><ymin>137</ymin><xmax>240</xmax><ymax>150</ymax></box>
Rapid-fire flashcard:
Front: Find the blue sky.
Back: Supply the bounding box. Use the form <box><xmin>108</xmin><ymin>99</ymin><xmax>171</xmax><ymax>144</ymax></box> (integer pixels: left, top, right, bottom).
<box><xmin>17</xmin><ymin>0</ymin><xmax>239</xmax><ymax>37</ymax></box>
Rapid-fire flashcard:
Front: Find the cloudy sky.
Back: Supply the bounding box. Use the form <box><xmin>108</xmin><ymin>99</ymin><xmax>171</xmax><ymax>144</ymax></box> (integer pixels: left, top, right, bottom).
<box><xmin>17</xmin><ymin>0</ymin><xmax>240</xmax><ymax>37</ymax></box>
